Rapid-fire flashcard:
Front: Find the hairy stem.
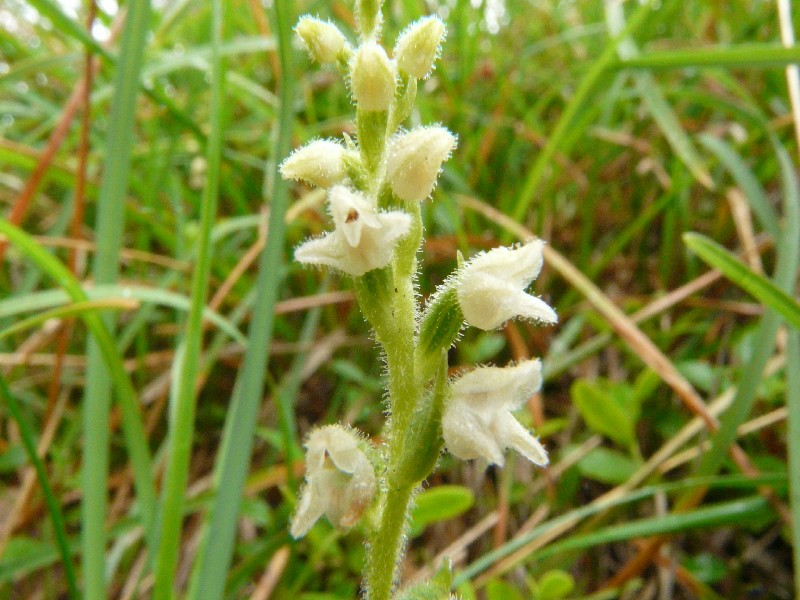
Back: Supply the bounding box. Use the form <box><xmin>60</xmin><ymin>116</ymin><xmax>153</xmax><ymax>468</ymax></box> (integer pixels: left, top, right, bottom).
<box><xmin>365</xmin><ymin>483</ymin><xmax>414</xmax><ymax>600</ymax></box>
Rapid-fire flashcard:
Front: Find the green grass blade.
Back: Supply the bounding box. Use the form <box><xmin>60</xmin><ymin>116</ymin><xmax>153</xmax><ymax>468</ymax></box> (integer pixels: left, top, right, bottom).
<box><xmin>185</xmin><ymin>0</ymin><xmax>295</xmax><ymax>596</ymax></box>
<box><xmin>683</xmin><ymin>232</ymin><xmax>800</xmax><ymax>330</ymax></box>
<box><xmin>151</xmin><ymin>0</ymin><xmax>225</xmax><ymax>596</ymax></box>
<box><xmin>81</xmin><ymin>2</ymin><xmax>152</xmax><ymax>595</ymax></box>
<box><xmin>533</xmin><ymin>496</ymin><xmax>771</xmax><ymax>560</ymax></box>
<box><xmin>0</xmin><ymin>219</ymin><xmax>157</xmax><ymax>576</ymax></box>
<box><xmin>698</xmin><ymin>134</ymin><xmax>780</xmax><ymax>239</ymax></box>
<box><xmin>788</xmin><ymin>332</ymin><xmax>800</xmax><ymax>593</ymax></box>
<box><xmin>0</xmin><ymin>299</ymin><xmax>132</xmax><ymax>341</ymax></box>
<box><xmin>0</xmin><ymin>374</ymin><xmax>79</xmax><ymax>600</ymax></box>
<box><xmin>453</xmin><ymin>474</ymin><xmax>784</xmax><ymax>586</ymax></box>
<box><xmin>510</xmin><ymin>0</ymin><xmax>654</xmax><ymax>223</ymax></box>
<box><xmin>604</xmin><ymin>0</ymin><xmax>713</xmax><ymax>190</ymax></box>
<box><xmin>692</xmin><ymin>142</ymin><xmax>800</xmax><ymax>479</ymax></box>
<box><xmin>617</xmin><ymin>44</ymin><xmax>800</xmax><ymax>70</ymax></box>
<box><xmin>0</xmin><ymin>285</ymin><xmax>247</xmax><ymax>347</ymax></box>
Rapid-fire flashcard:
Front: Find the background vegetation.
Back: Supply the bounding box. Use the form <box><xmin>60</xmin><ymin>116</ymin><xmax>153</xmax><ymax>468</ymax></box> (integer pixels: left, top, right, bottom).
<box><xmin>1</xmin><ymin>0</ymin><xmax>799</xmax><ymax>598</ymax></box>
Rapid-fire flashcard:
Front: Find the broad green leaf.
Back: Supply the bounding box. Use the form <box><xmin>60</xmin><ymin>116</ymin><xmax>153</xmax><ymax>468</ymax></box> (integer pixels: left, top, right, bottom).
<box><xmin>537</xmin><ymin>570</ymin><xmax>576</xmax><ymax>600</ymax></box>
<box><xmin>683</xmin><ymin>232</ymin><xmax>800</xmax><ymax>330</ymax></box>
<box><xmin>410</xmin><ymin>485</ymin><xmax>475</xmax><ymax>537</ymax></box>
<box><xmin>578</xmin><ymin>447</ymin><xmax>639</xmax><ymax>485</ymax></box>
<box><xmin>571</xmin><ymin>379</ymin><xmax>637</xmax><ymax>448</ymax></box>
<box><xmin>486</xmin><ymin>579</ymin><xmax>523</xmax><ymax>600</ymax></box>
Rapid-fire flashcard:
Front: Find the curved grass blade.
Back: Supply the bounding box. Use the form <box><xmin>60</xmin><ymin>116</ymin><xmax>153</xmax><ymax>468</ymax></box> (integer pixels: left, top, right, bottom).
<box><xmin>604</xmin><ymin>0</ymin><xmax>713</xmax><ymax>190</ymax></box>
<box><xmin>0</xmin><ymin>285</ymin><xmax>247</xmax><ymax>347</ymax></box>
<box><xmin>683</xmin><ymin>232</ymin><xmax>800</xmax><ymax>330</ymax></box>
<box><xmin>0</xmin><ymin>218</ymin><xmax>157</xmax><ymax>576</ymax></box>
<box><xmin>698</xmin><ymin>134</ymin><xmax>780</xmax><ymax>239</ymax></box>
<box><xmin>510</xmin><ymin>0</ymin><xmax>654</xmax><ymax>222</ymax></box>
<box><xmin>533</xmin><ymin>496</ymin><xmax>771</xmax><ymax>560</ymax></box>
<box><xmin>0</xmin><ymin>299</ymin><xmax>135</xmax><ymax>341</ymax></box>
<box><xmin>0</xmin><ymin>374</ymin><xmax>79</xmax><ymax>600</ymax></box>
<box><xmin>453</xmin><ymin>473</ymin><xmax>785</xmax><ymax>586</ymax></box>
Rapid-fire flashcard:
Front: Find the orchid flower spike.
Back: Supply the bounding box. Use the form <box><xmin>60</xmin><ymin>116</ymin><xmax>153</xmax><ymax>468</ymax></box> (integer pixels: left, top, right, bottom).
<box><xmin>442</xmin><ymin>359</ymin><xmax>548</xmax><ymax>467</ymax></box>
<box><xmin>291</xmin><ymin>425</ymin><xmax>377</xmax><ymax>538</ymax></box>
<box><xmin>457</xmin><ymin>239</ymin><xmax>557</xmax><ymax>330</ymax></box>
<box><xmin>295</xmin><ymin>186</ymin><xmax>411</xmax><ymax>276</ymax></box>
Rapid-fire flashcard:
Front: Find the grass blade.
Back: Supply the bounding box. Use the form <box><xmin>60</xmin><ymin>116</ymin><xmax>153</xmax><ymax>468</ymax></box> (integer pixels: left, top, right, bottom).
<box><xmin>698</xmin><ymin>134</ymin><xmax>781</xmax><ymax>239</ymax></box>
<box><xmin>788</xmin><ymin>332</ymin><xmax>800</xmax><ymax>593</ymax></box>
<box><xmin>604</xmin><ymin>0</ymin><xmax>713</xmax><ymax>190</ymax></box>
<box><xmin>617</xmin><ymin>44</ymin><xmax>800</xmax><ymax>71</ymax></box>
<box><xmin>0</xmin><ymin>218</ymin><xmax>157</xmax><ymax>576</ymax></box>
<box><xmin>683</xmin><ymin>232</ymin><xmax>800</xmax><ymax>330</ymax></box>
<box><xmin>510</xmin><ymin>0</ymin><xmax>654</xmax><ymax>223</ymax></box>
<box><xmin>0</xmin><ymin>374</ymin><xmax>79</xmax><ymax>600</ymax></box>
<box><xmin>81</xmin><ymin>2</ymin><xmax>152</xmax><ymax>595</ymax></box>
<box><xmin>185</xmin><ymin>0</ymin><xmax>295</xmax><ymax>596</ymax></box>
<box><xmin>151</xmin><ymin>0</ymin><xmax>225</xmax><ymax>595</ymax></box>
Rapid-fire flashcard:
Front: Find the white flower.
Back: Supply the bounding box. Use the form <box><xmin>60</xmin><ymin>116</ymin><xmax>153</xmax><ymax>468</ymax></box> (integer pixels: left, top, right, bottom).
<box><xmin>442</xmin><ymin>360</ymin><xmax>548</xmax><ymax>467</ymax></box>
<box><xmin>290</xmin><ymin>425</ymin><xmax>377</xmax><ymax>538</ymax></box>
<box><xmin>296</xmin><ymin>16</ymin><xmax>350</xmax><ymax>64</ymax></box>
<box><xmin>457</xmin><ymin>240</ymin><xmax>557</xmax><ymax>330</ymax></box>
<box><xmin>350</xmin><ymin>42</ymin><xmax>396</xmax><ymax>111</ymax></box>
<box><xmin>295</xmin><ymin>186</ymin><xmax>411</xmax><ymax>276</ymax></box>
<box><xmin>386</xmin><ymin>126</ymin><xmax>457</xmax><ymax>201</ymax></box>
<box><xmin>394</xmin><ymin>16</ymin><xmax>446</xmax><ymax>79</ymax></box>
<box><xmin>280</xmin><ymin>139</ymin><xmax>348</xmax><ymax>188</ymax></box>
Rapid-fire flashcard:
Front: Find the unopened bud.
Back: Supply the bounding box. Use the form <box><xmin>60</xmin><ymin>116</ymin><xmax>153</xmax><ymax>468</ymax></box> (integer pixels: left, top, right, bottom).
<box><xmin>280</xmin><ymin>139</ymin><xmax>347</xmax><ymax>188</ymax></box>
<box><xmin>350</xmin><ymin>42</ymin><xmax>396</xmax><ymax>111</ymax></box>
<box><xmin>296</xmin><ymin>16</ymin><xmax>349</xmax><ymax>64</ymax></box>
<box><xmin>394</xmin><ymin>16</ymin><xmax>445</xmax><ymax>79</ymax></box>
<box><xmin>386</xmin><ymin>126</ymin><xmax>456</xmax><ymax>201</ymax></box>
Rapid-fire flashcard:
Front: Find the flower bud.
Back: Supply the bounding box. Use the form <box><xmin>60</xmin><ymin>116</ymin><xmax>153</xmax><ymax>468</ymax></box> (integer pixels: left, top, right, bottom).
<box><xmin>386</xmin><ymin>126</ymin><xmax>456</xmax><ymax>201</ymax></box>
<box><xmin>394</xmin><ymin>16</ymin><xmax>446</xmax><ymax>79</ymax></box>
<box><xmin>280</xmin><ymin>139</ymin><xmax>347</xmax><ymax>188</ymax></box>
<box><xmin>295</xmin><ymin>16</ymin><xmax>349</xmax><ymax>64</ymax></box>
<box><xmin>290</xmin><ymin>425</ymin><xmax>377</xmax><ymax>538</ymax></box>
<box><xmin>350</xmin><ymin>42</ymin><xmax>396</xmax><ymax>111</ymax></box>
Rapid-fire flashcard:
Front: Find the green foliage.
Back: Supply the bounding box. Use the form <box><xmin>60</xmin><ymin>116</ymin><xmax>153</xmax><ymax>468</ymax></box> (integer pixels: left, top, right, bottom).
<box><xmin>410</xmin><ymin>485</ymin><xmax>475</xmax><ymax>537</ymax></box>
<box><xmin>1</xmin><ymin>0</ymin><xmax>799</xmax><ymax>597</ymax></box>
<box><xmin>571</xmin><ymin>379</ymin><xmax>641</xmax><ymax>450</ymax></box>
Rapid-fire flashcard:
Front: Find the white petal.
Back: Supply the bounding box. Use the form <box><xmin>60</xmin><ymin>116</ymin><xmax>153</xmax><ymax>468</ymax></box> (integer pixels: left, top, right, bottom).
<box><xmin>494</xmin><ymin>412</ymin><xmax>549</xmax><ymax>466</ymax></box>
<box><xmin>290</xmin><ymin>480</ymin><xmax>326</xmax><ymax>538</ymax></box>
<box><xmin>466</xmin><ymin>241</ymin><xmax>545</xmax><ymax>288</ymax></box>
<box><xmin>328</xmin><ymin>187</ymin><xmax>377</xmax><ymax>247</ymax></box>
<box><xmin>457</xmin><ymin>240</ymin><xmax>556</xmax><ymax>330</ymax></box>
<box><xmin>442</xmin><ymin>402</ymin><xmax>505</xmax><ymax>465</ymax></box>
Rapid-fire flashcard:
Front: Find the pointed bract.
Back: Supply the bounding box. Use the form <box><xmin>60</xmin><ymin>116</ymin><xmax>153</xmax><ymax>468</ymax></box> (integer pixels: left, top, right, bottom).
<box><xmin>386</xmin><ymin>126</ymin><xmax>457</xmax><ymax>201</ymax></box>
<box><xmin>291</xmin><ymin>425</ymin><xmax>377</xmax><ymax>538</ymax></box>
<box><xmin>442</xmin><ymin>360</ymin><xmax>548</xmax><ymax>467</ymax></box>
<box><xmin>280</xmin><ymin>139</ymin><xmax>348</xmax><ymax>188</ymax></box>
<box><xmin>295</xmin><ymin>186</ymin><xmax>411</xmax><ymax>276</ymax></box>
<box><xmin>457</xmin><ymin>240</ymin><xmax>557</xmax><ymax>330</ymax></box>
<box><xmin>394</xmin><ymin>16</ymin><xmax>446</xmax><ymax>79</ymax></box>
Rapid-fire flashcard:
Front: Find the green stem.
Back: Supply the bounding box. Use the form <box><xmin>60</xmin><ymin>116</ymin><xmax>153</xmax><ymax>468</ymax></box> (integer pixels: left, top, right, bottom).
<box><xmin>365</xmin><ymin>484</ymin><xmax>414</xmax><ymax>600</ymax></box>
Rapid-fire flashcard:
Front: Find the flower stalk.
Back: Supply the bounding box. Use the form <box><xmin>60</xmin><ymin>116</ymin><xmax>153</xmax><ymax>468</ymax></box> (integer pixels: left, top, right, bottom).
<box><xmin>283</xmin><ymin>3</ymin><xmax>557</xmax><ymax>597</ymax></box>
